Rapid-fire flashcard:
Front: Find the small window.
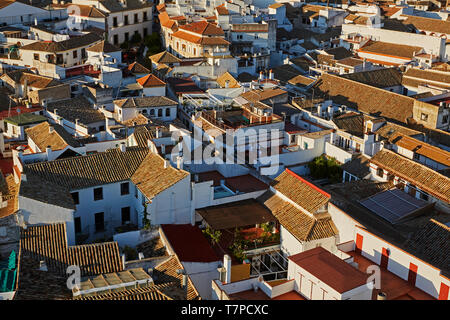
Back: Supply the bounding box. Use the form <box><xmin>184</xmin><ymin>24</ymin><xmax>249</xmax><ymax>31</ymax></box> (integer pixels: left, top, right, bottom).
<box><xmin>165</xmin><ymin>108</ymin><xmax>170</xmax><ymax>117</ymax></box>
<box><xmin>150</xmin><ymin>109</ymin><xmax>155</xmax><ymax>116</ymax></box>
<box><xmin>33</xmin><ymin>53</ymin><xmax>39</xmax><ymax>60</ymax></box>
<box><xmin>420</xmin><ymin>192</ymin><xmax>429</xmax><ymax>201</ymax></box>
<box><xmin>413</xmin><ymin>153</ymin><xmax>420</xmax><ymax>160</ymax></box>
<box><xmin>377</xmin><ymin>167</ymin><xmax>384</xmax><ymax>177</ymax></box>
<box><xmin>74</xmin><ymin>217</ymin><xmax>81</xmax><ymax>234</ymax></box>
<box><xmin>124</xmin><ymin>15</ymin><xmax>129</xmax><ymax>25</ymax></box>
<box><xmin>421</xmin><ymin>113</ymin><xmax>428</xmax><ymax>121</ymax></box>
<box><xmin>121</xmin><ymin>207</ymin><xmax>131</xmax><ymax>224</ymax></box>
<box><xmin>71</xmin><ymin>192</ymin><xmax>79</xmax><ymax>205</ymax></box>
<box><xmin>124</xmin><ymin>32</ymin><xmax>129</xmax><ymax>42</ymax></box>
<box><xmin>443</xmin><ymin>115</ymin><xmax>449</xmax><ymax>124</ymax></box>
<box><xmin>134</xmin><ymin>13</ymin><xmax>138</xmax><ymax>24</ymax></box>
<box><xmin>113</xmin><ymin>17</ymin><xmax>118</xmax><ymax>27</ymax></box>
<box><xmin>158</xmin><ymin>109</ymin><xmax>162</xmax><ymax>117</ymax></box>
<box><xmin>94</xmin><ymin>187</ymin><xmax>103</xmax><ymax>201</ymax></box>
<box><xmin>120</xmin><ymin>182</ymin><xmax>129</xmax><ymax>195</ymax></box>
<box><xmin>73</xmin><ymin>50</ymin><xmax>77</xmax><ymax>58</ymax></box>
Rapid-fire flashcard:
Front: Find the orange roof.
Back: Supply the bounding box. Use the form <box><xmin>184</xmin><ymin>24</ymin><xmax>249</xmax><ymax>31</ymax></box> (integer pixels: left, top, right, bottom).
<box><xmin>156</xmin><ymin>3</ymin><xmax>166</xmax><ymax>12</ymax></box>
<box><xmin>137</xmin><ymin>74</ymin><xmax>166</xmax><ymax>88</ymax></box>
<box><xmin>215</xmin><ymin>3</ymin><xmax>229</xmax><ymax>15</ymax></box>
<box><xmin>179</xmin><ymin>20</ymin><xmax>224</xmax><ymax>36</ymax></box>
<box><xmin>159</xmin><ymin>12</ymin><xmax>176</xmax><ymax>29</ymax></box>
<box><xmin>171</xmin><ymin>30</ymin><xmax>230</xmax><ymax>45</ymax></box>
<box><xmin>392</xmin><ymin>133</ymin><xmax>450</xmax><ymax>166</ymax></box>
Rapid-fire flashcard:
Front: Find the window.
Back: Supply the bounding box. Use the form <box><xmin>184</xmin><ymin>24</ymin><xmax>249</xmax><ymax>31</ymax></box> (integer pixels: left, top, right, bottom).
<box><xmin>158</xmin><ymin>109</ymin><xmax>162</xmax><ymax>117</ymax></box>
<box><xmin>33</xmin><ymin>53</ymin><xmax>39</xmax><ymax>60</ymax></box>
<box><xmin>71</xmin><ymin>192</ymin><xmax>79</xmax><ymax>205</ymax></box>
<box><xmin>124</xmin><ymin>32</ymin><xmax>129</xmax><ymax>42</ymax></box>
<box><xmin>113</xmin><ymin>34</ymin><xmax>119</xmax><ymax>45</ymax></box>
<box><xmin>99</xmin><ymin>125</ymin><xmax>105</xmax><ymax>131</ymax></box>
<box><xmin>134</xmin><ymin>13</ymin><xmax>138</xmax><ymax>24</ymax></box>
<box><xmin>377</xmin><ymin>167</ymin><xmax>384</xmax><ymax>177</ymax></box>
<box><xmin>143</xmin><ymin>28</ymin><xmax>148</xmax><ymax>37</ymax></box>
<box><xmin>421</xmin><ymin>113</ymin><xmax>428</xmax><ymax>121</ymax></box>
<box><xmin>124</xmin><ymin>15</ymin><xmax>129</xmax><ymax>25</ymax></box>
<box><xmin>81</xmin><ymin>48</ymin><xmax>86</xmax><ymax>59</ymax></box>
<box><xmin>73</xmin><ymin>50</ymin><xmax>77</xmax><ymax>59</ymax></box>
<box><xmin>443</xmin><ymin>115</ymin><xmax>449</xmax><ymax>124</ymax></box>
<box><xmin>74</xmin><ymin>217</ymin><xmax>81</xmax><ymax>234</ymax></box>
<box><xmin>120</xmin><ymin>182</ymin><xmax>129</xmax><ymax>195</ymax></box>
<box><xmin>420</xmin><ymin>192</ymin><xmax>429</xmax><ymax>201</ymax></box>
<box><xmin>150</xmin><ymin>109</ymin><xmax>155</xmax><ymax>116</ymax></box>
<box><xmin>113</xmin><ymin>17</ymin><xmax>118</xmax><ymax>27</ymax></box>
<box><xmin>121</xmin><ymin>207</ymin><xmax>131</xmax><ymax>224</ymax></box>
<box><xmin>413</xmin><ymin>153</ymin><xmax>420</xmax><ymax>160</ymax></box>
<box><xmin>237</xmin><ymin>35</ymin><xmax>243</xmax><ymax>40</ymax></box>
<box><xmin>143</xmin><ymin>12</ymin><xmax>148</xmax><ymax>21</ymax></box>
<box><xmin>165</xmin><ymin>108</ymin><xmax>170</xmax><ymax>117</ymax></box>
<box><xmin>95</xmin><ymin>212</ymin><xmax>104</xmax><ymax>232</ymax></box>
<box><xmin>93</xmin><ymin>187</ymin><xmax>103</xmax><ymax>201</ymax></box>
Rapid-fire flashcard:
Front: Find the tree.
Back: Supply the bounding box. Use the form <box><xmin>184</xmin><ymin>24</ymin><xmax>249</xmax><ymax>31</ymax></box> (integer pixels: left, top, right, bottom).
<box><xmin>144</xmin><ymin>32</ymin><xmax>162</xmax><ymax>55</ymax></box>
<box><xmin>308</xmin><ymin>156</ymin><xmax>342</xmax><ymax>183</ymax></box>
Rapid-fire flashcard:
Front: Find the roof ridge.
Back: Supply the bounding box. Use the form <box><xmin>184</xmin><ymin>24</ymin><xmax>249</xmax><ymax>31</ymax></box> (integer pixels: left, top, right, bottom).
<box><xmin>285</xmin><ymin>168</ymin><xmax>331</xmax><ymax>198</ymax></box>
<box><xmin>429</xmin><ymin>218</ymin><xmax>450</xmax><ymax>231</ymax></box>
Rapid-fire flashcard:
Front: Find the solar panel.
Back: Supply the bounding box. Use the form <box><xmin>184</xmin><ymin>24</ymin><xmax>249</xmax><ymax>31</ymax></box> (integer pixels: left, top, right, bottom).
<box><xmin>359</xmin><ymin>188</ymin><xmax>429</xmax><ymax>224</ymax></box>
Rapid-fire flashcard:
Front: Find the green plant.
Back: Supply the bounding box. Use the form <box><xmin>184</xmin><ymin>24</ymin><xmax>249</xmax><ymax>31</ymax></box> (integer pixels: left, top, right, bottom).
<box><xmin>142</xmin><ymin>202</ymin><xmax>151</xmax><ymax>230</ymax></box>
<box><xmin>308</xmin><ymin>156</ymin><xmax>343</xmax><ymax>183</ymax></box>
<box><xmin>202</xmin><ymin>227</ymin><xmax>222</xmax><ymax>245</ymax></box>
<box><xmin>144</xmin><ymin>32</ymin><xmax>162</xmax><ymax>55</ymax></box>
<box><xmin>131</xmin><ymin>32</ymin><xmax>142</xmax><ymax>44</ymax></box>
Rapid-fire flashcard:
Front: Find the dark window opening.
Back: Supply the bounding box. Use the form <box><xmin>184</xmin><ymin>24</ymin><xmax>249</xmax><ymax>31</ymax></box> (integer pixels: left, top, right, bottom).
<box><xmin>94</xmin><ymin>187</ymin><xmax>103</xmax><ymax>201</ymax></box>
<box><xmin>121</xmin><ymin>182</ymin><xmax>129</xmax><ymax>195</ymax></box>
<box><xmin>95</xmin><ymin>212</ymin><xmax>104</xmax><ymax>232</ymax></box>
<box><xmin>71</xmin><ymin>192</ymin><xmax>79</xmax><ymax>205</ymax></box>
<box><xmin>74</xmin><ymin>217</ymin><xmax>81</xmax><ymax>234</ymax></box>
<box><xmin>121</xmin><ymin>207</ymin><xmax>131</xmax><ymax>224</ymax></box>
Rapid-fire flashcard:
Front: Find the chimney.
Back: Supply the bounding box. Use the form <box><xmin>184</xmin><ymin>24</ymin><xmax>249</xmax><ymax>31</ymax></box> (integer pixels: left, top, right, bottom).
<box><xmin>119</xmin><ymin>142</ymin><xmax>126</xmax><ymax>152</ymax></box>
<box><xmin>147</xmin><ymin>139</ymin><xmax>152</xmax><ymax>149</ymax></box>
<box><xmin>49</xmin><ymin>125</ymin><xmax>54</xmax><ymax>133</ymax></box>
<box><xmin>21</xmin><ymin>173</ymin><xmax>27</xmax><ymax>182</ymax></box>
<box><xmin>259</xmin><ymin>71</ymin><xmax>264</xmax><ymax>81</ymax></box>
<box><xmin>194</xmin><ymin>174</ymin><xmax>199</xmax><ymax>182</ymax></box>
<box><xmin>155</xmin><ymin>127</ymin><xmax>162</xmax><ymax>138</ymax></box>
<box><xmin>223</xmin><ymin>254</ymin><xmax>231</xmax><ymax>284</ymax></box>
<box><xmin>46</xmin><ymin>146</ymin><xmax>51</xmax><ymax>157</ymax></box>
<box><xmin>269</xmin><ymin>69</ymin><xmax>273</xmax><ymax>80</ymax></box>
<box><xmin>164</xmin><ymin>159</ymin><xmax>170</xmax><ymax>168</ymax></box>
<box><xmin>176</xmin><ymin>156</ymin><xmax>183</xmax><ymax>170</ymax></box>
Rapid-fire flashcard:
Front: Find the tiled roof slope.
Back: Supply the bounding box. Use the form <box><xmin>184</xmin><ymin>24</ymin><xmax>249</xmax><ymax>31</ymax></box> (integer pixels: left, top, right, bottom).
<box><xmin>23</xmin><ymin>146</ymin><xmax>149</xmax><ymax>190</ymax></box>
<box><xmin>153</xmin><ymin>256</ymin><xmax>201</xmax><ymax>300</ymax></box>
<box><xmin>0</xmin><ymin>174</ymin><xmax>19</xmax><ymax>218</ymax></box>
<box><xmin>150</xmin><ymin>51</ymin><xmax>181</xmax><ymax>64</ymax></box>
<box><xmin>370</xmin><ymin>149</ymin><xmax>450</xmax><ymax>203</ymax></box>
<box><xmin>20</xmin><ymin>223</ymin><xmax>123</xmax><ymax>276</ymax></box>
<box><xmin>403</xmin><ymin>219</ymin><xmax>450</xmax><ymax>275</ymax></box>
<box><xmin>358</xmin><ymin>40</ymin><xmax>422</xmax><ymax>59</ymax></box>
<box><xmin>313</xmin><ymin>73</ymin><xmax>422</xmax><ymax>124</ymax></box>
<box><xmin>137</xmin><ymin>74</ymin><xmax>166</xmax><ymax>87</ymax></box>
<box><xmin>131</xmin><ymin>152</ymin><xmax>189</xmax><ymax>199</ymax></box>
<box><xmin>46</xmin><ymin>96</ymin><xmax>105</xmax><ymax>125</ymax></box>
<box><xmin>25</xmin><ymin>122</ymin><xmax>82</xmax><ymax>151</ymax></box>
<box><xmin>340</xmin><ymin>68</ymin><xmax>402</xmax><ymax>88</ymax></box>
<box><xmin>260</xmin><ymin>191</ymin><xmax>338</xmax><ymax>242</ymax></box>
<box><xmin>115</xmin><ymin>96</ymin><xmax>177</xmax><ymax>108</ymax></box>
<box><xmin>20</xmin><ymin>33</ymin><xmax>101</xmax><ymax>52</ymax></box>
<box><xmin>403</xmin><ymin>15</ymin><xmax>450</xmax><ymax>35</ymax></box>
<box><xmin>216</xmin><ymin>71</ymin><xmax>240</xmax><ymax>88</ymax></box>
<box><xmin>179</xmin><ymin>20</ymin><xmax>224</xmax><ymax>36</ymax></box>
<box><xmin>271</xmin><ymin>169</ymin><xmax>330</xmax><ymax>214</ymax></box>
<box><xmin>87</xmin><ymin>40</ymin><xmax>120</xmax><ymax>53</ymax></box>
<box><xmin>127</xmin><ymin>61</ymin><xmax>150</xmax><ymax>74</ymax></box>
<box><xmin>74</xmin><ymin>284</ymin><xmax>173</xmax><ymax>300</ymax></box>
<box><xmin>391</xmin><ymin>133</ymin><xmax>450</xmax><ymax>166</ymax></box>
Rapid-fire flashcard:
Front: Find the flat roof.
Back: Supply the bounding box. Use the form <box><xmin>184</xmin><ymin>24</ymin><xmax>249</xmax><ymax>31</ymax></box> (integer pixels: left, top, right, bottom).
<box><xmin>197</xmin><ymin>199</ymin><xmax>277</xmax><ymax>230</ymax></box>
<box><xmin>288</xmin><ymin>247</ymin><xmax>369</xmax><ymax>294</ymax></box>
<box><xmin>161</xmin><ymin>224</ymin><xmax>220</xmax><ymax>263</ymax></box>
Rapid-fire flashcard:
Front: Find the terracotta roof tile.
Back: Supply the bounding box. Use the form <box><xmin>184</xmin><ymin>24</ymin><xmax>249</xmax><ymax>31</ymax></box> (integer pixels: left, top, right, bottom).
<box><xmin>150</xmin><ymin>51</ymin><xmax>181</xmax><ymax>64</ymax></box>
<box><xmin>74</xmin><ymin>283</ymin><xmax>173</xmax><ymax>300</ymax></box>
<box><xmin>403</xmin><ymin>15</ymin><xmax>450</xmax><ymax>35</ymax></box>
<box><xmin>216</xmin><ymin>71</ymin><xmax>240</xmax><ymax>88</ymax></box>
<box><xmin>0</xmin><ymin>175</ymin><xmax>18</xmax><ymax>218</ymax></box>
<box><xmin>358</xmin><ymin>40</ymin><xmax>423</xmax><ymax>59</ymax></box>
<box><xmin>137</xmin><ymin>74</ymin><xmax>166</xmax><ymax>87</ymax></box>
<box><xmin>370</xmin><ymin>149</ymin><xmax>450</xmax><ymax>202</ymax></box>
<box><xmin>260</xmin><ymin>192</ymin><xmax>337</xmax><ymax>242</ymax></box>
<box><xmin>271</xmin><ymin>169</ymin><xmax>330</xmax><ymax>214</ymax></box>
<box><xmin>131</xmin><ymin>152</ymin><xmax>189</xmax><ymax>200</ymax></box>
<box><xmin>179</xmin><ymin>20</ymin><xmax>224</xmax><ymax>36</ymax></box>
<box><xmin>25</xmin><ymin>121</ymin><xmax>82</xmax><ymax>151</ymax></box>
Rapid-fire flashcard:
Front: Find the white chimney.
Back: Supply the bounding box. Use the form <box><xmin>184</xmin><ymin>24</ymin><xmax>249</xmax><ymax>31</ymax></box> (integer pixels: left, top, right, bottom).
<box><xmin>147</xmin><ymin>139</ymin><xmax>152</xmax><ymax>149</ymax></box>
<box><xmin>269</xmin><ymin>69</ymin><xmax>273</xmax><ymax>80</ymax></box>
<box><xmin>46</xmin><ymin>146</ymin><xmax>51</xmax><ymax>158</ymax></box>
<box><xmin>176</xmin><ymin>156</ymin><xmax>183</xmax><ymax>170</ymax></box>
<box><xmin>223</xmin><ymin>254</ymin><xmax>231</xmax><ymax>284</ymax></box>
<box><xmin>156</xmin><ymin>127</ymin><xmax>162</xmax><ymax>138</ymax></box>
<box><xmin>259</xmin><ymin>71</ymin><xmax>264</xmax><ymax>81</ymax></box>
<box><xmin>164</xmin><ymin>159</ymin><xmax>170</xmax><ymax>168</ymax></box>
<box><xmin>119</xmin><ymin>142</ymin><xmax>126</xmax><ymax>152</ymax></box>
